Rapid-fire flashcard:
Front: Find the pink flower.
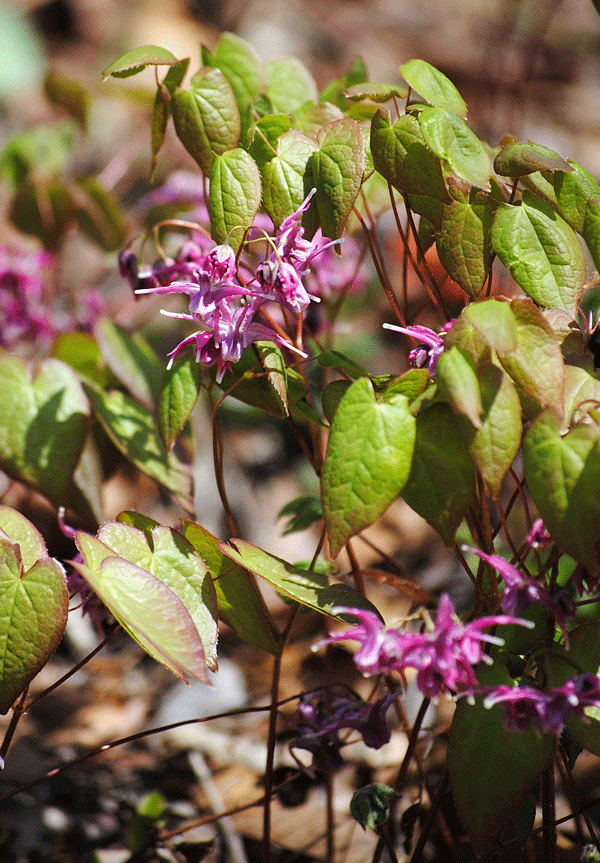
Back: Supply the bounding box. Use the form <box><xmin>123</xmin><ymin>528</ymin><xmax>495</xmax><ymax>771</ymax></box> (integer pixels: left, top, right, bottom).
<box><xmin>319</xmin><ymin>595</ymin><xmax>531</xmax><ymax>699</ymax></box>
<box><xmin>383</xmin><ymin>321</ymin><xmax>453</xmax><ymax>376</ymax></box>
<box><xmin>464</xmin><ymin>546</ymin><xmax>575</xmax><ymax>641</ymax></box>
<box><xmin>483</xmin><ymin>674</ymin><xmax>600</xmax><ymax>734</ymax></box>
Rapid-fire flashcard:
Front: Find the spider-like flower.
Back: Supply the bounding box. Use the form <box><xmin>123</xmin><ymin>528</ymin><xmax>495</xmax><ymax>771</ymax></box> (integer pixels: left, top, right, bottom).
<box><xmin>383</xmin><ymin>321</ymin><xmax>453</xmax><ymax>376</ymax></box>
<box><xmin>483</xmin><ymin>674</ymin><xmax>600</xmax><ymax>734</ymax></box>
<box><xmin>289</xmin><ymin>692</ymin><xmax>397</xmax><ymax>774</ymax></box>
<box><xmin>318</xmin><ymin>595</ymin><xmax>531</xmax><ymax>700</ymax></box>
<box><xmin>464</xmin><ymin>546</ymin><xmax>575</xmax><ymax>641</ymax></box>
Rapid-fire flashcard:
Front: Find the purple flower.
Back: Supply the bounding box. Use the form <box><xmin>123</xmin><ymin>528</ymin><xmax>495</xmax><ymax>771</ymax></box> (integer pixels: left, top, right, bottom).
<box><xmin>383</xmin><ymin>321</ymin><xmax>453</xmax><ymax>376</ymax></box>
<box><xmin>254</xmin><ymin>190</ymin><xmax>340</xmax><ymax>313</ymax></box>
<box><xmin>483</xmin><ymin>674</ymin><xmax>600</xmax><ymax>734</ymax></box>
<box><xmin>464</xmin><ymin>546</ymin><xmax>575</xmax><ymax>641</ymax></box>
<box><xmin>289</xmin><ymin>692</ymin><xmax>396</xmax><ymax>773</ymax></box>
<box><xmin>319</xmin><ymin>596</ymin><xmax>531</xmax><ymax>699</ymax></box>
<box><xmin>526</xmin><ymin>518</ymin><xmax>552</xmax><ymax>549</ymax></box>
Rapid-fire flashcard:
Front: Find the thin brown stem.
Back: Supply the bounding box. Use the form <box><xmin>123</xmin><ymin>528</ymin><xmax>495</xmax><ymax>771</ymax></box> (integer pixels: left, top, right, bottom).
<box><xmin>0</xmin><ymin>686</ymin><xmax>29</xmax><ymax>767</ymax></box>
<box><xmin>541</xmin><ymin>739</ymin><xmax>557</xmax><ymax>863</ymax></box>
<box><xmin>408</xmin><ymin>766</ymin><xmax>448</xmax><ymax>863</ymax></box>
<box><xmin>353</xmin><ymin>205</ymin><xmax>406</xmax><ymax>326</ymax></box>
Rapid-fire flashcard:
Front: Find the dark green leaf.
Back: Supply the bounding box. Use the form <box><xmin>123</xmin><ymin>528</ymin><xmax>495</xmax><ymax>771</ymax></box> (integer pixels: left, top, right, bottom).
<box><xmin>158</xmin><ymin>355</ymin><xmax>203</xmax><ymax>450</ymax></box>
<box><xmin>448</xmin><ymin>660</ymin><xmax>552</xmax><ymax>856</ymax></box>
<box><xmin>278</xmin><ymin>495</ymin><xmax>323</xmax><ymax>535</ymax></box>
<box><xmin>261</xmin><ymin>130</ymin><xmax>317</xmax><ymax>228</ymax></box>
<box><xmin>523</xmin><ymin>410</ymin><xmax>600</xmax><ymax>572</ymax></box>
<box><xmin>370</xmin><ymin>110</ymin><xmax>449</xmax><ymax>201</ymax></box>
<box><xmin>401</xmin><ymin>403</ymin><xmax>475</xmax><ymax>545</ymax></box>
<box><xmin>494</xmin><ymin>141</ymin><xmax>571</xmax><ymax>177</ymax></box>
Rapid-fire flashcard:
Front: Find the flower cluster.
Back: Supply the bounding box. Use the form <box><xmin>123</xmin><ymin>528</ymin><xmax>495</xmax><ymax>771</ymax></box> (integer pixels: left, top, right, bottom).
<box><xmin>0</xmin><ymin>246</ymin><xmax>104</xmax><ymax>351</ymax></box>
<box><xmin>288</xmin><ymin>691</ymin><xmax>397</xmax><ymax>774</ymax></box>
<box><xmin>123</xmin><ymin>191</ymin><xmax>345</xmax><ymax>382</ymax></box>
<box><xmin>318</xmin><ymin>595</ymin><xmax>531</xmax><ymax>699</ymax></box>
<box><xmin>483</xmin><ymin>674</ymin><xmax>600</xmax><ymax>735</ymax></box>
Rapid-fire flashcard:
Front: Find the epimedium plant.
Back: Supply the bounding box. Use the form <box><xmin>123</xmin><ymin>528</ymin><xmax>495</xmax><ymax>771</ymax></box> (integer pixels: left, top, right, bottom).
<box><xmin>3</xmin><ymin>32</ymin><xmax>600</xmax><ymax>861</ymax></box>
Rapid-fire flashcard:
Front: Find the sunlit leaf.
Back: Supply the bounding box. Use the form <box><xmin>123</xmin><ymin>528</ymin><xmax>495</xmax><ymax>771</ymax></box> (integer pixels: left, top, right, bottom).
<box><xmin>400</xmin><ymin>59</ymin><xmax>466</xmax><ymax>117</ymax></box>
<box><xmin>102</xmin><ymin>45</ymin><xmax>180</xmax><ymax>80</ymax></box>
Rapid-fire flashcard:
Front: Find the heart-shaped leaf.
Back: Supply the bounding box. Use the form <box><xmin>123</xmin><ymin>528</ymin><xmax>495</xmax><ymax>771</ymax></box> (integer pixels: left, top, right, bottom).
<box><xmin>448</xmin><ymin>660</ymin><xmax>553</xmax><ymax>856</ymax></box>
<box><xmin>310</xmin><ymin>118</ymin><xmax>365</xmax><ymax>241</ymax></box>
<box><xmin>419</xmin><ymin>107</ymin><xmax>490</xmax><ymax>189</ymax></box>
<box><xmin>208</xmin><ymin>148</ymin><xmax>261</xmax><ymax>250</ymax></box>
<box><xmin>264</xmin><ymin>57</ymin><xmax>318</xmax><ymax>113</ymax></box>
<box><xmin>0</xmin><ymin>355</ymin><xmax>89</xmax><ymax>507</ymax></box>
<box><xmin>0</xmin><ymin>544</ymin><xmax>68</xmax><ymax>713</ymax></box>
<box><xmin>400</xmin><ymin>59</ymin><xmax>466</xmax><ymax>117</ymax></box>
<box><xmin>491</xmin><ymin>192</ymin><xmax>585</xmax><ymax>315</ymax></box>
<box><xmin>172</xmin><ymin>68</ymin><xmax>241</xmax><ymax>175</ymax></box>
<box><xmin>523</xmin><ymin>410</ymin><xmax>600</xmax><ymax>572</ymax></box>
<box><xmin>0</xmin><ymin>505</ymin><xmax>48</xmax><ymax>570</ymax></box>
<box><xmin>494</xmin><ymin>141</ymin><xmax>571</xmax><ymax>177</ymax></box>
<box><xmin>321</xmin><ymin>376</ymin><xmax>416</xmax><ymax>557</ymax></box>
<box><xmin>401</xmin><ymin>403</ymin><xmax>476</xmax><ymax>545</ymax></box>
<box><xmin>262</xmin><ymin>130</ymin><xmax>317</xmax><ymax>228</ymax></box>
<box><xmin>73</xmin><ymin>522</ymin><xmax>216</xmax><ymax>682</ymax></box>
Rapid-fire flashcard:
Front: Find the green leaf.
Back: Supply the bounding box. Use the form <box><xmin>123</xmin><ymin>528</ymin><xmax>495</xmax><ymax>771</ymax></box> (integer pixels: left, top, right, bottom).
<box><xmin>491</xmin><ymin>192</ymin><xmax>586</xmax><ymax>315</ymax></box>
<box><xmin>435</xmin><ymin>347</ymin><xmax>482</xmax><ymax>428</ymax></box>
<box><xmin>344</xmin><ymin>83</ymin><xmax>407</xmax><ymax>103</ymax></box>
<box><xmin>523</xmin><ymin>410</ymin><xmax>600</xmax><ymax>572</ymax></box>
<box><xmin>317</xmin><ymin>349</ymin><xmax>369</xmax><ymax>379</ymax></box>
<box><xmin>172</xmin><ymin>68</ymin><xmax>241</xmax><ymax>175</ymax></box>
<box><xmin>94</xmin><ymin>317</ymin><xmax>164</xmax><ymax>409</ymax></box>
<box><xmin>293</xmin><ymin>102</ymin><xmax>345</xmax><ymax>139</ymax></box>
<box><xmin>278</xmin><ymin>495</ymin><xmax>323</xmax><ymax>535</ymax></box>
<box><xmin>52</xmin><ymin>331</ymin><xmax>112</xmax><ymax>387</ymax></box>
<box><xmin>102</xmin><ymin>46</ymin><xmax>180</xmax><ymax>80</ymax></box>
<box><xmin>262</xmin><ymin>130</ymin><xmax>318</xmax><ymax>228</ymax></box>
<box><xmin>0</xmin><ymin>506</ymin><xmax>48</xmax><ymax>571</ymax></box>
<box><xmin>97</xmin><ymin>521</ymin><xmax>218</xmax><ymax>671</ymax></box>
<box><xmin>448</xmin><ymin>660</ymin><xmax>553</xmax><ymax>856</ymax></box>
<box><xmin>495</xmin><ymin>298</ymin><xmax>565</xmax><ymax>416</ymax></box>
<box><xmin>249</xmin><ymin>114</ymin><xmax>291</xmax><ymax>169</ymax></box>
<box><xmin>83</xmin><ymin>382</ymin><xmax>191</xmax><ymax>506</ymax></box>
<box><xmin>350</xmin><ymin>784</ymin><xmax>400</xmax><ymax>832</ymax></box>
<box><xmin>321</xmin><ymin>376</ymin><xmax>416</xmax><ymax>558</ymax></box>
<box><xmin>0</xmin><ymin>546</ymin><xmax>68</xmax><ymax>713</ymax></box>
<box><xmin>401</xmin><ymin>403</ymin><xmax>475</xmax><ymax>545</ymax></box>
<box><xmin>264</xmin><ymin>57</ymin><xmax>318</xmax><ymax>113</ymax></box>
<box><xmin>564</xmin><ymin>365</ymin><xmax>600</xmax><ymax>426</ymax></box>
<box><xmin>215</xmin><ymin>345</ymin><xmax>307</xmax><ymax>419</ymax></box>
<box><xmin>203</xmin><ymin>33</ymin><xmax>263</xmax><ymax>114</ymax></box>
<box><xmin>74</xmin><ymin>532</ymin><xmax>212</xmax><ymax>682</ymax></box>
<box><xmin>466</xmin><ymin>364</ymin><xmax>522</xmax><ymax>498</ymax></box>
<box><xmin>419</xmin><ymin>107</ymin><xmax>490</xmax><ymax>189</ymax></box>
<box><xmin>494</xmin><ymin>141</ymin><xmax>572</xmax><ymax>177</ymax></box>
<box><xmin>553</xmin><ymin>161</ymin><xmax>600</xmax><ymax>271</ymax></box>
<box><xmin>255</xmin><ymin>341</ymin><xmax>288</xmax><ymax>416</ymax></box>
<box><xmin>319</xmin><ymin>56</ymin><xmax>368</xmax><ymax>108</ymax></box>
<box><xmin>158</xmin><ymin>355</ymin><xmax>203</xmax><ymax>450</ymax></box>
<box><xmin>311</xmin><ymin>118</ymin><xmax>365</xmax><ymax>240</ymax></box>
<box><xmin>220</xmin><ymin>539</ymin><xmax>383</xmax><ymax>621</ymax></box>
<box><xmin>150</xmin><ymin>59</ymin><xmax>190</xmax><ymax>176</ymax></box>
<box><xmin>208</xmin><ymin>148</ymin><xmax>261</xmax><ymax>250</ymax></box>
<box><xmin>400</xmin><ymin>59</ymin><xmax>466</xmax><ymax>117</ymax></box>
<box><xmin>321</xmin><ymin>380</ymin><xmax>352</xmax><ymax>423</ymax></box>
<box><xmin>370</xmin><ymin>110</ymin><xmax>449</xmax><ymax>201</ymax></box>
<box><xmin>0</xmin><ymin>355</ymin><xmax>89</xmax><ymax>507</ymax></box>
<box><xmin>463</xmin><ymin>298</ymin><xmax>517</xmax><ymax>355</ymax></box>
<box><xmin>180</xmin><ymin>520</ymin><xmax>281</xmax><ymax>656</ymax></box>
<box><xmin>435</xmin><ymin>182</ymin><xmax>496</xmax><ymax>298</ymax></box>
<box><xmin>547</xmin><ymin>623</ymin><xmax>600</xmax><ymax>755</ymax></box>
